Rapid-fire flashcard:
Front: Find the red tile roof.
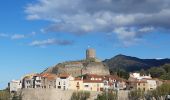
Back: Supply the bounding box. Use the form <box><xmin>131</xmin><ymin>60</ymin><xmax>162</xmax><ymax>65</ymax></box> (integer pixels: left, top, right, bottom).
<box><xmin>83</xmin><ymin>79</ymin><xmax>103</xmax><ymax>83</ymax></box>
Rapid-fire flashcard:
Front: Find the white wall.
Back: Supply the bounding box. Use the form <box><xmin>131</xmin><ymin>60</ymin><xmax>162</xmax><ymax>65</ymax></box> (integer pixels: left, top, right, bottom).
<box><xmin>10</xmin><ymin>80</ymin><xmax>22</xmax><ymax>92</ymax></box>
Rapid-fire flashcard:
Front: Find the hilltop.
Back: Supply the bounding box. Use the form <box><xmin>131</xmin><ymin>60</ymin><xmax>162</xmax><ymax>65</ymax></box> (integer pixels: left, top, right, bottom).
<box><xmin>104</xmin><ymin>54</ymin><xmax>170</xmax><ymax>72</ymax></box>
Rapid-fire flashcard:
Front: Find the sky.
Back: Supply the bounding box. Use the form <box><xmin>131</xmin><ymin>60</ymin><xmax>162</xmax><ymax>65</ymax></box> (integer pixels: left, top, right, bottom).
<box><xmin>1</xmin><ymin>0</ymin><xmax>170</xmax><ymax>89</ymax></box>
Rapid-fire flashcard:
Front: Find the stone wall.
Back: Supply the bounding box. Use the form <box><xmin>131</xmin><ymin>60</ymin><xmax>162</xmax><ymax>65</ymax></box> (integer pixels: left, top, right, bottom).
<box><xmin>22</xmin><ymin>88</ymin><xmax>74</xmax><ymax>100</ymax></box>
<box><xmin>21</xmin><ymin>88</ymin><xmax>100</xmax><ymax>100</ymax></box>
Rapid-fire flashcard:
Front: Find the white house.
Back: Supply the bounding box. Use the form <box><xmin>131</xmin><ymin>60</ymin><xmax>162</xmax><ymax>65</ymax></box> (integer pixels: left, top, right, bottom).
<box><xmin>56</xmin><ymin>74</ymin><xmax>73</xmax><ymax>90</ymax></box>
<box><xmin>23</xmin><ymin>76</ymin><xmax>34</xmax><ymax>88</ymax></box>
<box><xmin>147</xmin><ymin>79</ymin><xmax>157</xmax><ymax>90</ymax></box>
<box><xmin>9</xmin><ymin>80</ymin><xmax>22</xmax><ymax>93</ymax></box>
<box><xmin>129</xmin><ymin>73</ymin><xmax>151</xmax><ymax>80</ymax></box>
<box><xmin>33</xmin><ymin>75</ymin><xmax>42</xmax><ymax>88</ymax></box>
<box><xmin>23</xmin><ymin>74</ymin><xmax>42</xmax><ymax>88</ymax></box>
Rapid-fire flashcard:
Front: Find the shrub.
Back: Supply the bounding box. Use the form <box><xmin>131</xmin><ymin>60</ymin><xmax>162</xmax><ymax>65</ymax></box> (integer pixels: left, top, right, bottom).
<box><xmin>71</xmin><ymin>91</ymin><xmax>90</xmax><ymax>100</ymax></box>
<box><xmin>96</xmin><ymin>91</ymin><xmax>117</xmax><ymax>100</ymax></box>
<box><xmin>128</xmin><ymin>89</ymin><xmax>144</xmax><ymax>100</ymax></box>
<box><xmin>0</xmin><ymin>90</ymin><xmax>10</xmax><ymax>100</ymax></box>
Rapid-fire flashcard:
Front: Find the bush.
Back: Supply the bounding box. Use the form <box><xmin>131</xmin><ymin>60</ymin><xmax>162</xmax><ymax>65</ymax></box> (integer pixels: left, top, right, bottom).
<box><xmin>148</xmin><ymin>83</ymin><xmax>170</xmax><ymax>99</ymax></box>
<box><xmin>96</xmin><ymin>91</ymin><xmax>117</xmax><ymax>100</ymax></box>
<box><xmin>128</xmin><ymin>89</ymin><xmax>144</xmax><ymax>100</ymax></box>
<box><xmin>0</xmin><ymin>90</ymin><xmax>10</xmax><ymax>100</ymax></box>
<box><xmin>71</xmin><ymin>91</ymin><xmax>90</xmax><ymax>100</ymax></box>
<box><xmin>129</xmin><ymin>83</ymin><xmax>170</xmax><ymax>100</ymax></box>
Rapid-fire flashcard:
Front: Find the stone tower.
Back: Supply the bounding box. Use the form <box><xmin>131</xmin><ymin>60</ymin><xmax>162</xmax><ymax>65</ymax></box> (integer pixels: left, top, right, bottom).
<box><xmin>86</xmin><ymin>48</ymin><xmax>96</xmax><ymax>59</ymax></box>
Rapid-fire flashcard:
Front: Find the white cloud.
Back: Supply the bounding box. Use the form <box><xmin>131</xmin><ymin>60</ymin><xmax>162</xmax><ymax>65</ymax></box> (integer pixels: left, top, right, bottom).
<box><xmin>113</xmin><ymin>26</ymin><xmax>154</xmax><ymax>46</ymax></box>
<box><xmin>0</xmin><ymin>33</ymin><xmax>9</xmax><ymax>38</ymax></box>
<box><xmin>25</xmin><ymin>0</ymin><xmax>170</xmax><ymax>46</ymax></box>
<box><xmin>29</xmin><ymin>38</ymin><xmax>73</xmax><ymax>47</ymax></box>
<box><xmin>11</xmin><ymin>34</ymin><xmax>26</xmax><ymax>39</ymax></box>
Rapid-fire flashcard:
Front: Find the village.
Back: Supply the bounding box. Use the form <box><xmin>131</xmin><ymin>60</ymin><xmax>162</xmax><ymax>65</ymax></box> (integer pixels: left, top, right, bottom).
<box><xmin>7</xmin><ymin>49</ymin><xmax>170</xmax><ymax>100</ymax></box>
<box><xmin>10</xmin><ymin>72</ymin><xmax>164</xmax><ymax>93</ymax></box>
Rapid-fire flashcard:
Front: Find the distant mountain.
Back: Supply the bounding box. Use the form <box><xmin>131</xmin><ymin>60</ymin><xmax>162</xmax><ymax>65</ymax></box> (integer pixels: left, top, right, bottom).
<box><xmin>103</xmin><ymin>54</ymin><xmax>170</xmax><ymax>72</ymax></box>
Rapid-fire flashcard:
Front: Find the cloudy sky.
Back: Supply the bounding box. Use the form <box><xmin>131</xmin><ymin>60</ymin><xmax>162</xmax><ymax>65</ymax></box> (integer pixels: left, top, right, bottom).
<box><xmin>1</xmin><ymin>0</ymin><xmax>170</xmax><ymax>89</ymax></box>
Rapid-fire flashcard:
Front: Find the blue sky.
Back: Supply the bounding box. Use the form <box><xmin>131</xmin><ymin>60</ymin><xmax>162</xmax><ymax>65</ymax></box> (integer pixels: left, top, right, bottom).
<box><xmin>1</xmin><ymin>0</ymin><xmax>170</xmax><ymax>89</ymax></box>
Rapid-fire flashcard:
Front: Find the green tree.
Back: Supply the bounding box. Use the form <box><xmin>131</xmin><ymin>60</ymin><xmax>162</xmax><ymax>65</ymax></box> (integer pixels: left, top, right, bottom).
<box><xmin>71</xmin><ymin>91</ymin><xmax>90</xmax><ymax>100</ymax></box>
<box><xmin>0</xmin><ymin>89</ymin><xmax>10</xmax><ymax>100</ymax></box>
<box><xmin>145</xmin><ymin>83</ymin><xmax>170</xmax><ymax>99</ymax></box>
<box><xmin>162</xmin><ymin>64</ymin><xmax>170</xmax><ymax>73</ymax></box>
<box><xmin>148</xmin><ymin>67</ymin><xmax>166</xmax><ymax>78</ymax></box>
<box><xmin>128</xmin><ymin>89</ymin><xmax>145</xmax><ymax>100</ymax></box>
<box><xmin>96</xmin><ymin>91</ymin><xmax>117</xmax><ymax>100</ymax></box>
<box><xmin>12</xmin><ymin>92</ymin><xmax>22</xmax><ymax>100</ymax></box>
<box><xmin>140</xmin><ymin>69</ymin><xmax>146</xmax><ymax>76</ymax></box>
<box><xmin>115</xmin><ymin>68</ymin><xmax>129</xmax><ymax>79</ymax></box>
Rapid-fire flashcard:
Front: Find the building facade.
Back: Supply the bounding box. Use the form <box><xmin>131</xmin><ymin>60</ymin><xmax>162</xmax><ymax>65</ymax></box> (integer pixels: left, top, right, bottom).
<box><xmin>9</xmin><ymin>80</ymin><xmax>22</xmax><ymax>93</ymax></box>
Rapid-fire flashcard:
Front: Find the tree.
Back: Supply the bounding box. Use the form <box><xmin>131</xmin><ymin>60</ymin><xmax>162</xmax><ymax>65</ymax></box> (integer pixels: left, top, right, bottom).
<box><xmin>71</xmin><ymin>91</ymin><xmax>90</xmax><ymax>100</ymax></box>
<box><xmin>96</xmin><ymin>91</ymin><xmax>117</xmax><ymax>100</ymax></box>
<box><xmin>0</xmin><ymin>89</ymin><xmax>10</xmax><ymax>100</ymax></box>
<box><xmin>12</xmin><ymin>92</ymin><xmax>22</xmax><ymax>100</ymax></box>
<box><xmin>128</xmin><ymin>89</ymin><xmax>145</xmax><ymax>100</ymax></box>
<box><xmin>148</xmin><ymin>67</ymin><xmax>166</xmax><ymax>78</ymax></box>
<box><xmin>140</xmin><ymin>69</ymin><xmax>146</xmax><ymax>76</ymax></box>
<box><xmin>162</xmin><ymin>64</ymin><xmax>170</xmax><ymax>73</ymax></box>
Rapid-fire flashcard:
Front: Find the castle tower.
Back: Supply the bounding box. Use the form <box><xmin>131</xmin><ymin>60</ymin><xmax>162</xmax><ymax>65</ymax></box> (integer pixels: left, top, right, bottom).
<box><xmin>86</xmin><ymin>48</ymin><xmax>96</xmax><ymax>59</ymax></box>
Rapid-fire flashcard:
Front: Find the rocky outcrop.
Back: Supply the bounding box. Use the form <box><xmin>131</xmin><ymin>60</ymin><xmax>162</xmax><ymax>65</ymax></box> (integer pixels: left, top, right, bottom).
<box><xmin>42</xmin><ymin>60</ymin><xmax>110</xmax><ymax>77</ymax></box>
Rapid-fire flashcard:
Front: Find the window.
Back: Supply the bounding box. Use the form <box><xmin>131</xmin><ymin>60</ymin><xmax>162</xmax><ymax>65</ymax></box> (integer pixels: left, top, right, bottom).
<box><xmin>138</xmin><ymin>83</ymin><xmax>140</xmax><ymax>86</ymax></box>
<box><xmin>59</xmin><ymin>82</ymin><xmax>60</xmax><ymax>85</ymax></box>
<box><xmin>58</xmin><ymin>86</ymin><xmax>61</xmax><ymax>89</ymax></box>
<box><xmin>85</xmin><ymin>85</ymin><xmax>89</xmax><ymax>87</ymax></box>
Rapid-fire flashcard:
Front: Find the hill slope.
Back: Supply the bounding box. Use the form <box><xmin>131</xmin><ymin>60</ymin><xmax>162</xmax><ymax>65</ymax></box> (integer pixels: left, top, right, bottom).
<box><xmin>103</xmin><ymin>54</ymin><xmax>170</xmax><ymax>72</ymax></box>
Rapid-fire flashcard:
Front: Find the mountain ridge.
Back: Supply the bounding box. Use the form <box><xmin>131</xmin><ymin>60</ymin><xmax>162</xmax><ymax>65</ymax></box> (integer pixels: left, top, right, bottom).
<box><xmin>103</xmin><ymin>54</ymin><xmax>170</xmax><ymax>72</ymax></box>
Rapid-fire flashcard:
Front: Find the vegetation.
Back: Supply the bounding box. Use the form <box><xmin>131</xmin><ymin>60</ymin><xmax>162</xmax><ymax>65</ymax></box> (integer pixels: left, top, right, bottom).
<box><xmin>139</xmin><ymin>64</ymin><xmax>170</xmax><ymax>80</ymax></box>
<box><xmin>128</xmin><ymin>83</ymin><xmax>170</xmax><ymax>100</ymax></box>
<box><xmin>128</xmin><ymin>89</ymin><xmax>145</xmax><ymax>100</ymax></box>
<box><xmin>71</xmin><ymin>91</ymin><xmax>90</xmax><ymax>100</ymax></box>
<box><xmin>96</xmin><ymin>91</ymin><xmax>117</xmax><ymax>100</ymax></box>
<box><xmin>0</xmin><ymin>89</ymin><xmax>10</xmax><ymax>100</ymax></box>
<box><xmin>110</xmin><ymin>68</ymin><xmax>129</xmax><ymax>79</ymax></box>
<box><xmin>11</xmin><ymin>92</ymin><xmax>22</xmax><ymax>100</ymax></box>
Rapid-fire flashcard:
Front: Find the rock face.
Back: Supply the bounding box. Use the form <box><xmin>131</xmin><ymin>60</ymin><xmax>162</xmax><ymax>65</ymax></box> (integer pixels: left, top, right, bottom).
<box><xmin>43</xmin><ymin>61</ymin><xmax>110</xmax><ymax>77</ymax></box>
<box><xmin>82</xmin><ymin>62</ymin><xmax>110</xmax><ymax>75</ymax></box>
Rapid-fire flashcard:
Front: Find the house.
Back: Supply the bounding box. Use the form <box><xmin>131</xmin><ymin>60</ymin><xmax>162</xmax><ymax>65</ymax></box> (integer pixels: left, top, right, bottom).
<box><xmin>69</xmin><ymin>77</ymin><xmax>84</xmax><ymax>91</ymax></box>
<box><xmin>103</xmin><ymin>75</ymin><xmax>127</xmax><ymax>91</ymax></box>
<box><xmin>40</xmin><ymin>73</ymin><xmax>57</xmax><ymax>89</ymax></box>
<box><xmin>23</xmin><ymin>73</ymin><xmax>42</xmax><ymax>88</ymax></box>
<box><xmin>128</xmin><ymin>72</ymin><xmax>157</xmax><ymax>91</ymax></box>
<box><xmin>23</xmin><ymin>75</ymin><xmax>34</xmax><ymax>88</ymax></box>
<box><xmin>103</xmin><ymin>75</ymin><xmax>117</xmax><ymax>90</ymax></box>
<box><xmin>130</xmin><ymin>80</ymin><xmax>148</xmax><ymax>91</ymax></box>
<box><xmin>146</xmin><ymin>79</ymin><xmax>157</xmax><ymax>90</ymax></box>
<box><xmin>117</xmin><ymin>78</ymin><xmax>127</xmax><ymax>90</ymax></box>
<box><xmin>83</xmin><ymin>74</ymin><xmax>104</xmax><ymax>92</ymax></box>
<box><xmin>32</xmin><ymin>74</ymin><xmax>42</xmax><ymax>88</ymax></box>
<box><xmin>9</xmin><ymin>80</ymin><xmax>22</xmax><ymax>93</ymax></box>
<box><xmin>129</xmin><ymin>73</ymin><xmax>152</xmax><ymax>81</ymax></box>
<box><xmin>56</xmin><ymin>73</ymin><xmax>74</xmax><ymax>90</ymax></box>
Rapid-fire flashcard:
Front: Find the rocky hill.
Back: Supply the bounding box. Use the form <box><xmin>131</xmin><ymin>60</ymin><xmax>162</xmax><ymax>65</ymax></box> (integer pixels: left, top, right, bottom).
<box><xmin>103</xmin><ymin>54</ymin><xmax>170</xmax><ymax>72</ymax></box>
<box><xmin>42</xmin><ymin>54</ymin><xmax>170</xmax><ymax>76</ymax></box>
<box><xmin>42</xmin><ymin>60</ymin><xmax>110</xmax><ymax>77</ymax></box>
